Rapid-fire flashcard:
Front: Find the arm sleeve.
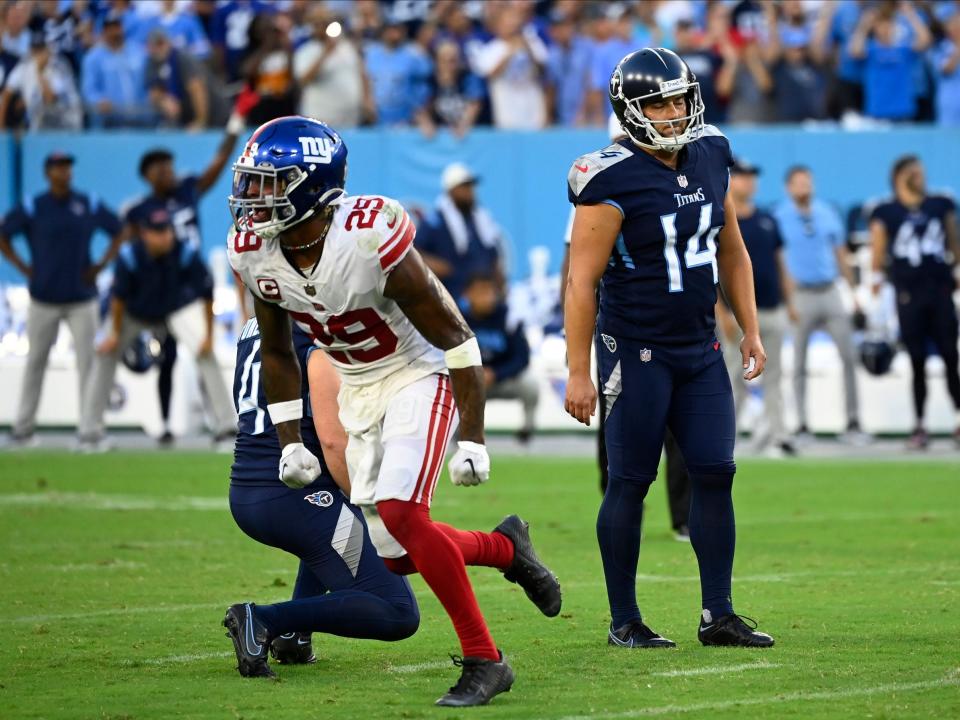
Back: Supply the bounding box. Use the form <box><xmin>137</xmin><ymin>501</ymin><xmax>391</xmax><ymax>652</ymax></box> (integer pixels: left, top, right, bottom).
<box><xmin>375</xmin><ymin>200</ymin><xmax>416</xmax><ymax>275</ymax></box>
<box><xmin>1</xmin><ymin>204</ymin><xmax>29</xmax><ymax>238</ymax></box>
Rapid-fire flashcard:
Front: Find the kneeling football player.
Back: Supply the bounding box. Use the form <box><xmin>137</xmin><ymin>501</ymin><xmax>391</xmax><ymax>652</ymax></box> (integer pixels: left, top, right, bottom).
<box><xmin>223</xmin><ymin>319</ymin><xmax>420</xmax><ymax>678</ymax></box>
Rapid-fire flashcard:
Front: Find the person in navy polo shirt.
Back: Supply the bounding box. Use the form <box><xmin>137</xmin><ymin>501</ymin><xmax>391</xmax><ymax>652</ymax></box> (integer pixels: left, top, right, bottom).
<box><xmin>717</xmin><ymin>158</ymin><xmax>797</xmax><ymax>457</ymax></box>
<box><xmin>0</xmin><ymin>151</ymin><xmax>124</xmax><ymax>446</ymax></box>
<box><xmin>460</xmin><ymin>274</ymin><xmax>539</xmax><ymax>443</ymax></box>
<box><xmin>78</xmin><ymin>208</ymin><xmax>236</xmax><ymax>451</ymax></box>
<box><xmin>121</xmin><ymin>112</ymin><xmax>243</xmax><ymax>444</ymax></box>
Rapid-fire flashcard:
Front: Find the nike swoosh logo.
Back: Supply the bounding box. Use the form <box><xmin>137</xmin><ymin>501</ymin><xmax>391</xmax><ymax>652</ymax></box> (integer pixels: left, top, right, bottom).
<box><xmin>701</xmin><ymin>623</ymin><xmax>716</xmax><ymax>632</ymax></box>
<box><xmin>608</xmin><ymin>632</ymin><xmax>634</xmax><ymax>648</ymax></box>
<box><xmin>465</xmin><ymin>458</ymin><xmax>477</xmax><ymax>481</ymax></box>
<box><xmin>297</xmin><ymin>638</ymin><xmax>311</xmax><ymax>646</ymax></box>
<box><xmin>575</xmin><ymin>164</ymin><xmax>589</xmax><ymax>173</ymax></box>
<box><xmin>244</xmin><ymin>604</ymin><xmax>263</xmax><ymax>654</ymax></box>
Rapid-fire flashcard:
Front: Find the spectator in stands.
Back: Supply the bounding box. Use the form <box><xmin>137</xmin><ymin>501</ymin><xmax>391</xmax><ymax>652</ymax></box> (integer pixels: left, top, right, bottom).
<box><xmin>461</xmin><ymin>274</ymin><xmax>539</xmax><ymax>443</ymax></box>
<box><xmin>280</xmin><ymin>0</ymin><xmax>312</xmax><ymax>51</ymax></box>
<box><xmin>79</xmin><ymin>208</ymin><xmax>236</xmax><ymax>453</ymax></box>
<box><xmin>717</xmin><ymin>159</ymin><xmax>797</xmax><ymax>457</ymax></box>
<box><xmin>32</xmin><ymin>0</ymin><xmax>92</xmax><ymax>76</ymax></box>
<box><xmin>1</xmin><ymin>1</ymin><xmax>30</xmax><ymax>58</ymax></box>
<box><xmin>584</xmin><ymin>2</ymin><xmax>634</xmax><ymax>125</ymax></box>
<box><xmin>350</xmin><ymin>0</ymin><xmax>384</xmax><ymax>43</ymax></box>
<box><xmin>417</xmin><ymin>162</ymin><xmax>506</xmax><ymax>302</ymax></box>
<box><xmin>724</xmin><ymin>6</ymin><xmax>776</xmax><ymax>124</ymax></box>
<box><xmin>0</xmin><ymin>152</ymin><xmax>125</xmax><ymax>447</ymax></box>
<box><xmin>81</xmin><ymin>12</ymin><xmax>156</xmax><ymax>128</ymax></box>
<box><xmin>364</xmin><ymin>13</ymin><xmax>429</xmax><ymax>126</ymax></box>
<box><xmin>672</xmin><ymin>16</ymin><xmax>732</xmax><ymax>125</ymax></box>
<box><xmin>0</xmin><ymin>30</ymin><xmax>83</xmax><ymax>130</ymax></box>
<box><xmin>210</xmin><ymin>0</ymin><xmax>274</xmax><ymax>83</ymax></box>
<box><xmin>812</xmin><ymin>0</ymin><xmax>865</xmax><ymax>117</ymax></box>
<box><xmin>241</xmin><ymin>13</ymin><xmax>296</xmax><ymax>127</ymax></box>
<box><xmin>849</xmin><ymin>1</ymin><xmax>932</xmax><ymax>121</ymax></box>
<box><xmin>133</xmin><ymin>0</ymin><xmax>211</xmax><ymax>60</ymax></box>
<box><xmin>933</xmin><ymin>11</ymin><xmax>960</xmax><ymax>126</ymax></box>
<box><xmin>294</xmin><ymin>4</ymin><xmax>370</xmax><ymax>128</ymax></box>
<box><xmin>767</xmin><ymin>5</ymin><xmax>828</xmax><ymax>122</ymax></box>
<box><xmin>473</xmin><ymin>3</ymin><xmax>549</xmax><ymax>129</ymax></box>
<box><xmin>546</xmin><ymin>9</ymin><xmax>592</xmax><ymax>126</ymax></box>
<box><xmin>774</xmin><ymin>166</ymin><xmax>865</xmax><ymax>443</ymax></box>
<box><xmin>417</xmin><ymin>39</ymin><xmax>483</xmax><ymax>137</ymax></box>
<box><xmin>146</xmin><ymin>29</ymin><xmax>208</xmax><ymax>130</ymax></box>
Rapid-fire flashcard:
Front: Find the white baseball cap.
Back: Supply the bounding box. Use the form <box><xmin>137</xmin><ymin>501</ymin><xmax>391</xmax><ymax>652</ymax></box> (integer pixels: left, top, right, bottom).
<box><xmin>441</xmin><ymin>162</ymin><xmax>479</xmax><ymax>192</ymax></box>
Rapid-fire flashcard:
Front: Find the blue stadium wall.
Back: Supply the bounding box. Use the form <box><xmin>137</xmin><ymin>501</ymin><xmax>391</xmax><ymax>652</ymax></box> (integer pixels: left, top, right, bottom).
<box><xmin>0</xmin><ymin>126</ymin><xmax>957</xmax><ymax>284</ymax></box>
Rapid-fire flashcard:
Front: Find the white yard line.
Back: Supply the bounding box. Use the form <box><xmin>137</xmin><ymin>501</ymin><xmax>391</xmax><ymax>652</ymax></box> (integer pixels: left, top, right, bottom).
<box><xmin>2</xmin><ymin>602</ymin><xmax>227</xmax><ymax>624</ymax></box>
<box><xmin>388</xmin><ymin>660</ymin><xmax>451</xmax><ymax>674</ymax></box>
<box><xmin>123</xmin><ymin>651</ymin><xmax>233</xmax><ymax>666</ymax></box>
<box><xmin>651</xmin><ymin>661</ymin><xmax>779</xmax><ymax>678</ymax></box>
<box><xmin>0</xmin><ymin>492</ymin><xmax>226</xmax><ymax>511</ymax></box>
<box><xmin>550</xmin><ymin>676</ymin><xmax>960</xmax><ymax>720</ymax></box>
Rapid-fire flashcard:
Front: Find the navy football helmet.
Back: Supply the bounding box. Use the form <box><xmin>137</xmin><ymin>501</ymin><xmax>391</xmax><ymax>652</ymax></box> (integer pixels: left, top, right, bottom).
<box><xmin>228</xmin><ymin>116</ymin><xmax>348</xmax><ymax>239</ymax></box>
<box><xmin>860</xmin><ymin>338</ymin><xmax>896</xmax><ymax>376</ymax></box>
<box><xmin>609</xmin><ymin>48</ymin><xmax>705</xmax><ymax>152</ymax></box>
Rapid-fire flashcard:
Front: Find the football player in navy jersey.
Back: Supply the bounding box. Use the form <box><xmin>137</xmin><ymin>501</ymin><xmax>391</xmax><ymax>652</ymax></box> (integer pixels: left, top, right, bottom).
<box><xmin>224</xmin><ymin>318</ymin><xmax>420</xmax><ymax>678</ymax></box>
<box><xmin>123</xmin><ymin>114</ymin><xmax>245</xmax><ymax>444</ymax></box>
<box><xmin>869</xmin><ymin>156</ymin><xmax>960</xmax><ymax>449</ymax></box>
<box><xmin>564</xmin><ymin>48</ymin><xmax>773</xmax><ymax>649</ymax></box>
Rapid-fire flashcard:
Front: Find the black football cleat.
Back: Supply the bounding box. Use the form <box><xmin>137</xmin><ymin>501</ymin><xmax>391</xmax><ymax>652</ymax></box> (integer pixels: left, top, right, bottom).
<box><xmin>270</xmin><ymin>632</ymin><xmax>316</xmax><ymax>664</ymax></box>
<box><xmin>608</xmin><ymin>619</ymin><xmax>676</xmax><ymax>648</ymax></box>
<box><xmin>435</xmin><ymin>651</ymin><xmax>514</xmax><ymax>707</ymax></box>
<box><xmin>698</xmin><ymin>612</ymin><xmax>774</xmax><ymax>648</ymax></box>
<box><xmin>494</xmin><ymin>515</ymin><xmax>562</xmax><ymax>617</ymax></box>
<box><xmin>223</xmin><ymin>603</ymin><xmax>276</xmax><ymax>678</ymax></box>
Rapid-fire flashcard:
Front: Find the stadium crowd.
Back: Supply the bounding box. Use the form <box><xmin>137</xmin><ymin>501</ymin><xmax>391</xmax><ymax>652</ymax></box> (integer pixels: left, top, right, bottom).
<box><xmin>2</xmin><ymin>0</ymin><xmax>960</xmax><ymax>132</ymax></box>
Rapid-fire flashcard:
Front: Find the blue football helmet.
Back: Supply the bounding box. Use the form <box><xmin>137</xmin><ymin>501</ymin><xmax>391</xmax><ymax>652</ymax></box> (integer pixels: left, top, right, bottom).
<box><xmin>228</xmin><ymin>116</ymin><xmax>348</xmax><ymax>239</ymax></box>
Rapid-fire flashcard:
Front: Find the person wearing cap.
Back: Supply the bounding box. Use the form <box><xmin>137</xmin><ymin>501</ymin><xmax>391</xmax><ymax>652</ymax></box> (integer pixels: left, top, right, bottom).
<box><xmin>416</xmin><ymin>162</ymin><xmax>506</xmax><ymax>302</ymax></box>
<box><xmin>80</xmin><ymin>11</ymin><xmax>156</xmax><ymax>128</ymax></box>
<box><xmin>774</xmin><ymin>165</ymin><xmax>865</xmax><ymax>443</ymax></box>
<box><xmin>0</xmin><ymin>28</ymin><xmax>82</xmax><ymax>130</ymax></box>
<box><xmin>0</xmin><ymin>153</ymin><xmax>125</xmax><ymax>446</ymax></box>
<box><xmin>717</xmin><ymin>159</ymin><xmax>797</xmax><ymax>457</ymax></box>
<box><xmin>78</xmin><ymin>208</ymin><xmax>236</xmax><ymax>451</ymax></box>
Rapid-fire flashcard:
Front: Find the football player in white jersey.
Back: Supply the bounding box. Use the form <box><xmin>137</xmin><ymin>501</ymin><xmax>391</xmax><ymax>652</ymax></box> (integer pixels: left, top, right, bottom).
<box><xmin>226</xmin><ymin>116</ymin><xmax>561</xmax><ymax>707</ymax></box>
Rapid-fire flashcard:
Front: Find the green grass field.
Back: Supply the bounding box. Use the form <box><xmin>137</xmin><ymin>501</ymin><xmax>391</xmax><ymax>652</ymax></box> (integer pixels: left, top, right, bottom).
<box><xmin>1</xmin><ymin>451</ymin><xmax>958</xmax><ymax>719</ymax></box>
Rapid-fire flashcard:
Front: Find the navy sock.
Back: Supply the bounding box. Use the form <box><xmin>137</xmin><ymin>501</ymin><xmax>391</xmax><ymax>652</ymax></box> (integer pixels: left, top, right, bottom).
<box><xmin>596</xmin><ymin>477</ymin><xmax>651</xmax><ymax>628</ymax></box>
<box><xmin>255</xmin><ymin>586</ymin><xmax>419</xmax><ymax>642</ymax></box>
<box><xmin>688</xmin><ymin>472</ymin><xmax>736</xmax><ymax>619</ymax></box>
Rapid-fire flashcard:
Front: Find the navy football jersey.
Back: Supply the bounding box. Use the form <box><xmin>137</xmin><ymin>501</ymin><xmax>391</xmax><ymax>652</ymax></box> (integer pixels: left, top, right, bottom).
<box><xmin>123</xmin><ymin>176</ymin><xmax>202</xmax><ymax>248</ymax></box>
<box><xmin>568</xmin><ymin>125</ymin><xmax>734</xmax><ymax>344</ymax></box>
<box><xmin>230</xmin><ymin>318</ymin><xmax>334</xmax><ymax>488</ymax></box>
<box><xmin>869</xmin><ymin>194</ymin><xmax>956</xmax><ymax>289</ymax></box>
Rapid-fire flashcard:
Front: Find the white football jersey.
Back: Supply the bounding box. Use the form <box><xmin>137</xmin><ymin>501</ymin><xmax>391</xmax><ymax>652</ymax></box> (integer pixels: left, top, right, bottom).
<box><xmin>228</xmin><ymin>194</ymin><xmax>445</xmax><ymax>387</ymax></box>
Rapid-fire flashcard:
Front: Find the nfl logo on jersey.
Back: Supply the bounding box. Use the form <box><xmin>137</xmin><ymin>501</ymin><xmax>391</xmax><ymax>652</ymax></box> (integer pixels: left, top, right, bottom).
<box><xmin>677</xmin><ymin>175</ymin><xmax>688</xmax><ymax>188</ymax></box>
<box><xmin>640</xmin><ymin>348</ymin><xmax>652</xmax><ymax>363</ymax></box>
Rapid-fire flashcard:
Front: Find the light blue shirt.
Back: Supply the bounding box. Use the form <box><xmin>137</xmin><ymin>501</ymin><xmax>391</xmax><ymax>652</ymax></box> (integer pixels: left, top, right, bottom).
<box><xmin>774</xmin><ymin>198</ymin><xmax>844</xmax><ymax>286</ymax></box>
<box><xmin>364</xmin><ymin>42</ymin><xmax>430</xmax><ymax>125</ymax></box>
<box><xmin>933</xmin><ymin>40</ymin><xmax>960</xmax><ymax>126</ymax></box>
<box><xmin>80</xmin><ymin>42</ymin><xmax>146</xmax><ymax>108</ymax></box>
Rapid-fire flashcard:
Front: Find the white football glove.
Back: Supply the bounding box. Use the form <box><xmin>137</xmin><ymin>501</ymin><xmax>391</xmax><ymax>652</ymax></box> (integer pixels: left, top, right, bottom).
<box><xmin>448</xmin><ymin>441</ymin><xmax>490</xmax><ymax>487</ymax></box>
<box><xmin>279</xmin><ymin>443</ymin><xmax>322</xmax><ymax>489</ymax></box>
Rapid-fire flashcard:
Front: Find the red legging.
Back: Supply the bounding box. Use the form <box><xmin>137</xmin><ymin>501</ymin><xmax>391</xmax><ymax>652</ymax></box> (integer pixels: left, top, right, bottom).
<box><xmin>377</xmin><ymin>499</ymin><xmax>513</xmax><ymax>660</ymax></box>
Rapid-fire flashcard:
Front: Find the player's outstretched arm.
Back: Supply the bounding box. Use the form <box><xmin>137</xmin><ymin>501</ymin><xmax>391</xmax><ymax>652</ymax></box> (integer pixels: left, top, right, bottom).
<box><xmin>254</xmin><ymin>295</ymin><xmax>321</xmax><ymax>488</ymax></box>
<box><xmin>306</xmin><ymin>349</ymin><xmax>350</xmax><ymax>495</ymax></box>
<box><xmin>384</xmin><ymin>248</ymin><xmax>486</xmax><ymax>445</ymax></box>
<box><xmin>563</xmin><ymin>203</ymin><xmax>620</xmax><ymax>426</ymax></box>
<box><xmin>717</xmin><ymin>193</ymin><xmax>765</xmax><ymax>380</ymax></box>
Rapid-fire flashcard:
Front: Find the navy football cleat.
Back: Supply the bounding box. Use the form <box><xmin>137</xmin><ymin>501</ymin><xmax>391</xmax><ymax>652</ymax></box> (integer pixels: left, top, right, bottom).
<box><xmin>494</xmin><ymin>515</ymin><xmax>562</xmax><ymax>617</ymax></box>
<box><xmin>608</xmin><ymin>619</ymin><xmax>676</xmax><ymax>648</ymax></box>
<box><xmin>270</xmin><ymin>632</ymin><xmax>316</xmax><ymax>664</ymax></box>
<box><xmin>223</xmin><ymin>603</ymin><xmax>276</xmax><ymax>678</ymax></box>
<box><xmin>698</xmin><ymin>613</ymin><xmax>774</xmax><ymax>648</ymax></box>
<box><xmin>435</xmin><ymin>651</ymin><xmax>514</xmax><ymax>707</ymax></box>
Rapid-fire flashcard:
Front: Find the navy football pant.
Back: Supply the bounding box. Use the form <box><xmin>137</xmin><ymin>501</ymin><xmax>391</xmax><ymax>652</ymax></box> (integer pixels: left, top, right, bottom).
<box><xmin>229</xmin><ymin>484</ymin><xmax>419</xmax><ymax>641</ymax></box>
<box><xmin>896</xmin><ymin>285</ymin><xmax>960</xmax><ymax>422</ymax></box>
<box><xmin>595</xmin><ymin>333</ymin><xmax>737</xmax><ymax>626</ymax></box>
